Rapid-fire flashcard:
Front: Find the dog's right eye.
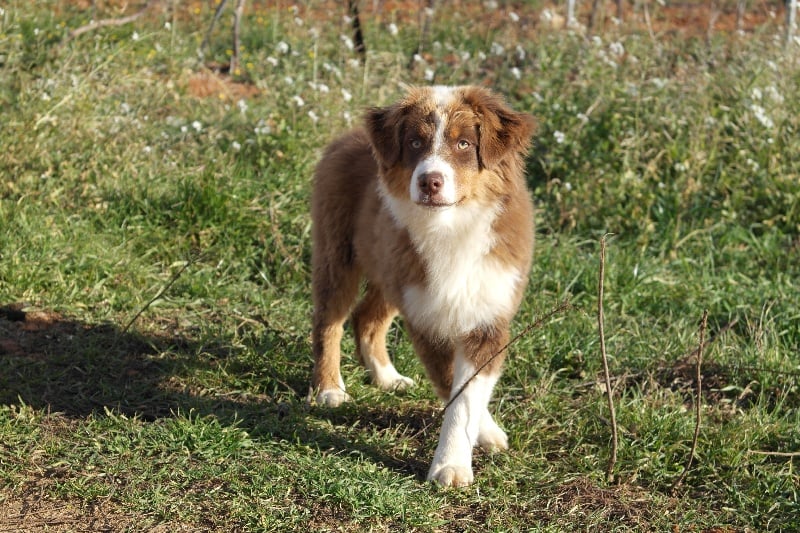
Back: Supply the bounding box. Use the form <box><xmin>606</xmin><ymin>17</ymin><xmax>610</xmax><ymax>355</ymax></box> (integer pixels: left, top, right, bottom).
<box><xmin>410</xmin><ymin>139</ymin><xmax>423</xmax><ymax>149</ymax></box>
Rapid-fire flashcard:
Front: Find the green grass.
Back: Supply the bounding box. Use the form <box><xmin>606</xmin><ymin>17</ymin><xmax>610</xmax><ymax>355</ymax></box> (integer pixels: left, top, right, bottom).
<box><xmin>1</xmin><ymin>1</ymin><xmax>799</xmax><ymax>530</ymax></box>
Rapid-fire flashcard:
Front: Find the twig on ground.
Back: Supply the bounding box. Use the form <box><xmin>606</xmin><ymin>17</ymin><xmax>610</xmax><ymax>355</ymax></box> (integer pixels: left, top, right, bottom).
<box><xmin>441</xmin><ymin>299</ymin><xmax>573</xmax><ymax>415</ymax></box>
<box><xmin>120</xmin><ymin>255</ymin><xmax>199</xmax><ymax>335</ymax></box>
<box><xmin>61</xmin><ymin>0</ymin><xmax>159</xmax><ymax>46</ymax></box>
<box><xmin>672</xmin><ymin>309</ymin><xmax>709</xmax><ymax>493</ymax></box>
<box><xmin>747</xmin><ymin>450</ymin><xmax>800</xmax><ymax>457</ymax></box>
<box><xmin>598</xmin><ymin>233</ymin><xmax>618</xmax><ymax>482</ymax></box>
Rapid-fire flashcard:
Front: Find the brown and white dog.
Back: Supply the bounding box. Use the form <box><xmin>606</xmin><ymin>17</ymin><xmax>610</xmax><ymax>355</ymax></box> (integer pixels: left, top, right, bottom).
<box><xmin>310</xmin><ymin>85</ymin><xmax>536</xmax><ymax>487</ymax></box>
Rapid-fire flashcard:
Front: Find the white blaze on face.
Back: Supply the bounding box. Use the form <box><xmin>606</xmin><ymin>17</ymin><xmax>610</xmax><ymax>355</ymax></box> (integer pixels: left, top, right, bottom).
<box><xmin>409</xmin><ymin>87</ymin><xmax>459</xmax><ymax>205</ymax></box>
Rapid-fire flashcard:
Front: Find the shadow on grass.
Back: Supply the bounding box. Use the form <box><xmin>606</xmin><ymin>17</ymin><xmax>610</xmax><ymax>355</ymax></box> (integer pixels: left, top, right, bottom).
<box><xmin>0</xmin><ymin>304</ymin><xmax>432</xmax><ymax>480</ymax></box>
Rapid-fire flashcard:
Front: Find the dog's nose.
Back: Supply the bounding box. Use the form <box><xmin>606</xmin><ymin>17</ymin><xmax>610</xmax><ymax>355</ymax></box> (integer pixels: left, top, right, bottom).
<box><xmin>418</xmin><ymin>172</ymin><xmax>444</xmax><ymax>195</ymax></box>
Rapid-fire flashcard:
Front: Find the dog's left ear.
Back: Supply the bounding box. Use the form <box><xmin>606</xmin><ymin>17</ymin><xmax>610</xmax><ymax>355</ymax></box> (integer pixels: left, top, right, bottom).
<box><xmin>464</xmin><ymin>87</ymin><xmax>537</xmax><ymax>169</ymax></box>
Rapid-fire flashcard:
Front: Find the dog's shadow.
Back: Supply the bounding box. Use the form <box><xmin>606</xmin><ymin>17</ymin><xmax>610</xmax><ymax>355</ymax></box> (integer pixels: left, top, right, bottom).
<box><xmin>0</xmin><ymin>305</ymin><xmax>432</xmax><ymax>480</ymax></box>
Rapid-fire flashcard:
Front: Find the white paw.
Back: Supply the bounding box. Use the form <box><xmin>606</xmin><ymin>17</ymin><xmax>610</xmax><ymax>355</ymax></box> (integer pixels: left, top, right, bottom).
<box><xmin>315</xmin><ymin>389</ymin><xmax>351</xmax><ymax>407</ymax></box>
<box><xmin>427</xmin><ymin>464</ymin><xmax>474</xmax><ymax>487</ymax></box>
<box><xmin>477</xmin><ymin>417</ymin><xmax>508</xmax><ymax>451</ymax></box>
<box><xmin>370</xmin><ymin>362</ymin><xmax>415</xmax><ymax>392</ymax></box>
<box><xmin>375</xmin><ymin>374</ymin><xmax>415</xmax><ymax>392</ymax></box>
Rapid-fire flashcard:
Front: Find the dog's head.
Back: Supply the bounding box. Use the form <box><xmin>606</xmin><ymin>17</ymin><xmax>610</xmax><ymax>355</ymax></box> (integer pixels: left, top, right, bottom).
<box><xmin>365</xmin><ymin>86</ymin><xmax>536</xmax><ymax>210</ymax></box>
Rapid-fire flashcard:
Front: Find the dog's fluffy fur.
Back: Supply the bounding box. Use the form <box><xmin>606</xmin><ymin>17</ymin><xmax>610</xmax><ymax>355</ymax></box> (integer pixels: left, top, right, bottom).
<box><xmin>310</xmin><ymin>85</ymin><xmax>536</xmax><ymax>487</ymax></box>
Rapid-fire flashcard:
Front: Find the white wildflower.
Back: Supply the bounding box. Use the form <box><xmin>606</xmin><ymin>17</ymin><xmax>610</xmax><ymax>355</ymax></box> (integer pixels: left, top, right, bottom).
<box><xmin>592</xmin><ymin>35</ymin><xmax>603</xmax><ymax>47</ymax></box>
<box><xmin>485</xmin><ymin>1</ymin><xmax>499</xmax><ymax>9</ymax></box>
<box><xmin>554</xmin><ymin>131</ymin><xmax>565</xmax><ymax>144</ymax></box>
<box><xmin>308</xmin><ymin>110</ymin><xmax>319</xmax><ymax>123</ymax></box>
<box><xmin>746</xmin><ymin>158</ymin><xmax>759</xmax><ymax>171</ymax></box>
<box><xmin>490</xmin><ymin>42</ymin><xmax>505</xmax><ymax>56</ymax></box>
<box><xmin>564</xmin><ymin>181</ymin><xmax>572</xmax><ymax>191</ymax></box>
<box><xmin>388</xmin><ymin>23</ymin><xmax>399</xmax><ymax>36</ymax></box>
<box><xmin>294</xmin><ymin>17</ymin><xmax>303</xmax><ymax>26</ymax></box>
<box><xmin>343</xmin><ymin>111</ymin><xmax>352</xmax><ymax>124</ymax></box>
<box><xmin>651</xmin><ymin>78</ymin><xmax>667</xmax><ymax>89</ymax></box>
<box><xmin>232</xmin><ymin>141</ymin><xmax>242</xmax><ymax>152</ymax></box>
<box><xmin>120</xmin><ymin>102</ymin><xmax>131</xmax><ymax>114</ymax></box>
<box><xmin>237</xmin><ymin>99</ymin><xmax>248</xmax><ymax>115</ymax></box>
<box><xmin>266</xmin><ymin>56</ymin><xmax>278</xmax><ymax>67</ymax></box>
<box><xmin>509</xmin><ymin>11</ymin><xmax>520</xmax><ymax>22</ymax></box>
<box><xmin>532</xmin><ymin>91</ymin><xmax>544</xmax><ymax>102</ymax></box>
<box><xmin>424</xmin><ymin>7</ymin><xmax>434</xmax><ymax>17</ymax></box>
<box><xmin>164</xmin><ymin>21</ymin><xmax>171</xmax><ymax>30</ymax></box>
<box><xmin>132</xmin><ymin>31</ymin><xmax>140</xmax><ymax>41</ymax></box>
<box><xmin>292</xmin><ymin>95</ymin><xmax>305</xmax><ymax>107</ymax></box>
<box><xmin>424</xmin><ymin>68</ymin><xmax>435</xmax><ymax>81</ymax></box>
<box><xmin>609</xmin><ymin>41</ymin><xmax>624</xmax><ymax>56</ymax></box>
<box><xmin>284</xmin><ymin>76</ymin><xmax>294</xmax><ymax>85</ymax></box>
<box><xmin>276</xmin><ymin>41</ymin><xmax>289</xmax><ymax>54</ymax></box>
<box><xmin>750</xmin><ymin>87</ymin><xmax>762</xmax><ymax>100</ymax></box>
<box><xmin>143</xmin><ymin>146</ymin><xmax>152</xmax><ymax>154</ymax></box>
<box><xmin>413</xmin><ymin>53</ymin><xmax>424</xmax><ymax>63</ymax></box>
<box><xmin>180</xmin><ymin>125</ymin><xmax>188</xmax><ymax>133</ymax></box>
<box><xmin>192</xmin><ymin>120</ymin><xmax>202</xmax><ymax>132</ymax></box>
<box><xmin>510</xmin><ymin>67</ymin><xmax>521</xmax><ymax>80</ymax></box>
<box><xmin>317</xmin><ymin>83</ymin><xmax>330</xmax><ymax>94</ymax></box>
<box><xmin>765</xmin><ymin>85</ymin><xmax>784</xmax><ymax>104</ymax></box>
<box><xmin>515</xmin><ymin>45</ymin><xmax>526</xmax><ymax>61</ymax></box>
<box><xmin>750</xmin><ymin>103</ymin><xmax>774</xmax><ymax>128</ymax></box>
<box><xmin>577</xmin><ymin>112</ymin><xmax>589</xmax><ymax>123</ymax></box>
<box><xmin>341</xmin><ymin>35</ymin><xmax>354</xmax><ymax>50</ymax></box>
<box><xmin>674</xmin><ymin>162</ymin><xmax>687</xmax><ymax>172</ymax></box>
<box><xmin>341</xmin><ymin>88</ymin><xmax>352</xmax><ymax>102</ymax></box>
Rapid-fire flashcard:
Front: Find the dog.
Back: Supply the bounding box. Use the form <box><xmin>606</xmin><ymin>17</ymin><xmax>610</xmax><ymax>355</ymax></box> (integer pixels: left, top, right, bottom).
<box><xmin>310</xmin><ymin>85</ymin><xmax>536</xmax><ymax>487</ymax></box>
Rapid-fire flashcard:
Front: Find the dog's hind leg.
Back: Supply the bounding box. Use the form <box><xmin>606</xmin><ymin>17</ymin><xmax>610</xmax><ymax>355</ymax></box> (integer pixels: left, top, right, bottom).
<box><xmin>352</xmin><ymin>284</ymin><xmax>415</xmax><ymax>392</ymax></box>
<box><xmin>310</xmin><ymin>244</ymin><xmax>361</xmax><ymax>407</ymax></box>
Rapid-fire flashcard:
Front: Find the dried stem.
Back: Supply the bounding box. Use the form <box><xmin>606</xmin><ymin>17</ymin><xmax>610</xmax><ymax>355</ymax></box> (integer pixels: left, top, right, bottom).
<box><xmin>672</xmin><ymin>309</ymin><xmax>709</xmax><ymax>493</ymax></box>
<box><xmin>747</xmin><ymin>450</ymin><xmax>800</xmax><ymax>457</ymax></box>
<box><xmin>231</xmin><ymin>0</ymin><xmax>246</xmax><ymax>73</ymax></box>
<box><xmin>120</xmin><ymin>255</ymin><xmax>198</xmax><ymax>335</ymax></box>
<box><xmin>62</xmin><ymin>0</ymin><xmax>159</xmax><ymax>45</ymax></box>
<box><xmin>598</xmin><ymin>234</ymin><xmax>618</xmax><ymax>482</ymax></box>
<box><xmin>200</xmin><ymin>0</ymin><xmax>229</xmax><ymax>58</ymax></box>
<box><xmin>441</xmin><ymin>299</ymin><xmax>573</xmax><ymax>415</ymax></box>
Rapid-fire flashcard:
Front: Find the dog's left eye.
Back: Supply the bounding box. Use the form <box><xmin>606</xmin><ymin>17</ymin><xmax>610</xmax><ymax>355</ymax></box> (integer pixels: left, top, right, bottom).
<box><xmin>457</xmin><ymin>140</ymin><xmax>471</xmax><ymax>150</ymax></box>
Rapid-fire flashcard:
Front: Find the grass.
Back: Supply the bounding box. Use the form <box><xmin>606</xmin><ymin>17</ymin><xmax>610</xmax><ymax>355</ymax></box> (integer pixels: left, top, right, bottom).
<box><xmin>1</xmin><ymin>0</ymin><xmax>799</xmax><ymax>530</ymax></box>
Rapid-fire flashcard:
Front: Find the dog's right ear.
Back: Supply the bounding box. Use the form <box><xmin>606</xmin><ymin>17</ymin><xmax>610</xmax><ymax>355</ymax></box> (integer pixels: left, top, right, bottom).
<box><xmin>364</xmin><ymin>104</ymin><xmax>404</xmax><ymax>169</ymax></box>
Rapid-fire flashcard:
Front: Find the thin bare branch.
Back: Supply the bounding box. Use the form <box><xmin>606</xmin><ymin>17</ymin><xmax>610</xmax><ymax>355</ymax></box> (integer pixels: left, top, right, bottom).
<box><xmin>231</xmin><ymin>0</ymin><xmax>246</xmax><ymax>73</ymax></box>
<box><xmin>747</xmin><ymin>450</ymin><xmax>800</xmax><ymax>457</ymax></box>
<box><xmin>441</xmin><ymin>299</ymin><xmax>573</xmax><ymax>415</ymax></box>
<box><xmin>598</xmin><ymin>233</ymin><xmax>618</xmax><ymax>482</ymax></box>
<box><xmin>672</xmin><ymin>309</ymin><xmax>709</xmax><ymax>493</ymax></box>
<box><xmin>63</xmin><ymin>0</ymin><xmax>159</xmax><ymax>45</ymax></box>
<box><xmin>200</xmin><ymin>0</ymin><xmax>229</xmax><ymax>58</ymax></box>
<box><xmin>120</xmin><ymin>254</ymin><xmax>200</xmax><ymax>335</ymax></box>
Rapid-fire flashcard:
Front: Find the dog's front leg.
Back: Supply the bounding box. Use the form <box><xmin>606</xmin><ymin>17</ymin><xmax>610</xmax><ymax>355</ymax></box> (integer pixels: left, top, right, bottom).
<box><xmin>427</xmin><ymin>338</ymin><xmax>503</xmax><ymax>487</ymax></box>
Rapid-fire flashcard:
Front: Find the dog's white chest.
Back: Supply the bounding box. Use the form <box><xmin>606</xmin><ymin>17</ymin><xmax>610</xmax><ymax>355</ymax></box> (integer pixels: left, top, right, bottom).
<box><xmin>400</xmin><ymin>206</ymin><xmax>522</xmax><ymax>338</ymax></box>
<box><xmin>403</xmin><ymin>256</ymin><xmax>520</xmax><ymax>338</ymax></box>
